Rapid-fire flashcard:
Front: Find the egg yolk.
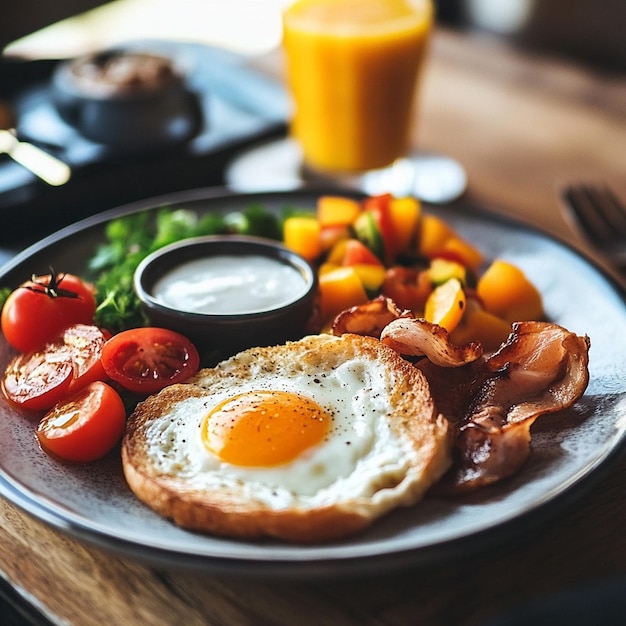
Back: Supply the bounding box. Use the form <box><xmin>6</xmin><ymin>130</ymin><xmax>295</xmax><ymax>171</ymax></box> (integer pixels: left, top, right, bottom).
<box><xmin>202</xmin><ymin>390</ymin><xmax>330</xmax><ymax>467</ymax></box>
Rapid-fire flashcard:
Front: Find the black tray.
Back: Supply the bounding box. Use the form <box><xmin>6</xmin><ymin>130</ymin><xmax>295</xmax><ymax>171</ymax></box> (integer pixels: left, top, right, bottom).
<box><xmin>0</xmin><ymin>40</ymin><xmax>288</xmax><ymax>248</ymax></box>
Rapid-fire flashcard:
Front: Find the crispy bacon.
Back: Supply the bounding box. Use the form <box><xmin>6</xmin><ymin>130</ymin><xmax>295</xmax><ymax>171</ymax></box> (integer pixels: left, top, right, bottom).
<box><xmin>423</xmin><ymin>321</ymin><xmax>591</xmax><ymax>493</ymax></box>
<box><xmin>331</xmin><ymin>296</ymin><xmax>410</xmax><ymax>338</ymax></box>
<box><xmin>380</xmin><ymin>317</ymin><xmax>483</xmax><ymax>368</ymax></box>
<box><xmin>334</xmin><ymin>299</ymin><xmax>591</xmax><ymax>493</ymax></box>
<box><xmin>332</xmin><ymin>297</ymin><xmax>591</xmax><ymax>494</ymax></box>
<box><xmin>332</xmin><ymin>297</ymin><xmax>483</xmax><ymax>368</ymax></box>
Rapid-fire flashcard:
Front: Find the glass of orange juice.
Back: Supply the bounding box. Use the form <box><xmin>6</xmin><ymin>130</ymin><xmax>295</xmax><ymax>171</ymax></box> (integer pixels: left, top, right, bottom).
<box><xmin>282</xmin><ymin>0</ymin><xmax>433</xmax><ymax>176</ymax></box>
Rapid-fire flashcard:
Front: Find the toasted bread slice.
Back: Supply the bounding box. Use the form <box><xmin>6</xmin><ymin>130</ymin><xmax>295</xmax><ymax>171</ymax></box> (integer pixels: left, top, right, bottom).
<box><xmin>122</xmin><ymin>333</ymin><xmax>451</xmax><ymax>543</ymax></box>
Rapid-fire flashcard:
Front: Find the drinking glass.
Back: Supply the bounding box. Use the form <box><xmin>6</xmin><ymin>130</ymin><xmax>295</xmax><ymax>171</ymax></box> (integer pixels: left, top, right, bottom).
<box><xmin>226</xmin><ymin>0</ymin><xmax>466</xmax><ymax>203</ymax></box>
<box><xmin>283</xmin><ymin>0</ymin><xmax>432</xmax><ymax>176</ymax></box>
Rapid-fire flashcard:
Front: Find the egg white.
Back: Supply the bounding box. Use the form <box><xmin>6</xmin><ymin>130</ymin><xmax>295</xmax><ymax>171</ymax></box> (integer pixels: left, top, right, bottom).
<box><xmin>142</xmin><ymin>355</ymin><xmax>415</xmax><ymax>507</ymax></box>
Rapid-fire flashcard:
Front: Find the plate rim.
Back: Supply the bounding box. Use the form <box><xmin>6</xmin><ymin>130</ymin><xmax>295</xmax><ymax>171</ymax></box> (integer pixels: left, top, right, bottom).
<box><xmin>1</xmin><ymin>185</ymin><xmax>625</xmax><ymax>578</ymax></box>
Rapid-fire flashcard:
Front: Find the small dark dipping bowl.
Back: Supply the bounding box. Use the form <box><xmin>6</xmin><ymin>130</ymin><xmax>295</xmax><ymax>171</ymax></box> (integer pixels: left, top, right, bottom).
<box><xmin>134</xmin><ymin>236</ymin><xmax>318</xmax><ymax>364</ymax></box>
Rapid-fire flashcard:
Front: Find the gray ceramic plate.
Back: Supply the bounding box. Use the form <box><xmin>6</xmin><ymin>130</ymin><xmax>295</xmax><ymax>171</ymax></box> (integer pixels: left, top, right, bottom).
<box><xmin>0</xmin><ymin>188</ymin><xmax>624</xmax><ymax>578</ymax></box>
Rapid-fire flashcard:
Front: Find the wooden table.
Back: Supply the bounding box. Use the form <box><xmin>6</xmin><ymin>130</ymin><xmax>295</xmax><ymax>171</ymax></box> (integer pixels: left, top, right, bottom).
<box><xmin>1</xmin><ymin>27</ymin><xmax>625</xmax><ymax>626</ymax></box>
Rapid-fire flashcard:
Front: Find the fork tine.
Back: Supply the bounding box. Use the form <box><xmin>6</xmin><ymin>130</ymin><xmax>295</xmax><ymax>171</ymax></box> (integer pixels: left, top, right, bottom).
<box><xmin>562</xmin><ymin>185</ymin><xmax>614</xmax><ymax>246</ymax></box>
<box><xmin>561</xmin><ymin>184</ymin><xmax>626</xmax><ymax>272</ymax></box>
<box><xmin>592</xmin><ymin>184</ymin><xmax>626</xmax><ymax>239</ymax></box>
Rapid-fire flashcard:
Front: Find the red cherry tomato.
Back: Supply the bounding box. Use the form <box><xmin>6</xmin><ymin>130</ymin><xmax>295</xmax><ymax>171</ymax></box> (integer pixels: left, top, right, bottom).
<box><xmin>101</xmin><ymin>327</ymin><xmax>200</xmax><ymax>395</ymax></box>
<box><xmin>1</xmin><ymin>324</ymin><xmax>109</xmax><ymax>411</ymax></box>
<box><xmin>341</xmin><ymin>239</ymin><xmax>384</xmax><ymax>267</ymax></box>
<box><xmin>382</xmin><ymin>266</ymin><xmax>432</xmax><ymax>311</ymax></box>
<box><xmin>2</xmin><ymin>354</ymin><xmax>73</xmax><ymax>411</ymax></box>
<box><xmin>36</xmin><ymin>381</ymin><xmax>126</xmax><ymax>463</ymax></box>
<box><xmin>60</xmin><ymin>324</ymin><xmax>110</xmax><ymax>392</ymax></box>
<box><xmin>1</xmin><ymin>270</ymin><xmax>96</xmax><ymax>353</ymax></box>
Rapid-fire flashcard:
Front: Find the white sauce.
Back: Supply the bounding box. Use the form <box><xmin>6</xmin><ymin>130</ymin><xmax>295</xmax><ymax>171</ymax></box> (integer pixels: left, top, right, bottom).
<box><xmin>152</xmin><ymin>255</ymin><xmax>309</xmax><ymax>315</ymax></box>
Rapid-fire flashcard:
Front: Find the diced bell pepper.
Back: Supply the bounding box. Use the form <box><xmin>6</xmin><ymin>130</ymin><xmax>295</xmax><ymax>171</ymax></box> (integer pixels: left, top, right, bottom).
<box><xmin>319</xmin><ymin>224</ymin><xmax>350</xmax><ymax>253</ymax></box>
<box><xmin>326</xmin><ymin>239</ymin><xmax>348</xmax><ymax>265</ymax></box>
<box><xmin>352</xmin><ymin>264</ymin><xmax>386</xmax><ymax>296</ymax></box>
<box><xmin>417</xmin><ymin>214</ymin><xmax>454</xmax><ymax>258</ymax></box>
<box><xmin>317</xmin><ymin>196</ymin><xmax>362</xmax><ymax>227</ymax></box>
<box><xmin>318</xmin><ymin>266</ymin><xmax>368</xmax><ymax>324</ymax></box>
<box><xmin>283</xmin><ymin>216</ymin><xmax>322</xmax><ymax>262</ymax></box>
<box><xmin>389</xmin><ymin>196</ymin><xmax>421</xmax><ymax>254</ymax></box>
<box><xmin>358</xmin><ymin>194</ymin><xmax>398</xmax><ymax>263</ymax></box>
<box><xmin>440</xmin><ymin>236</ymin><xmax>483</xmax><ymax>271</ymax></box>
<box><xmin>450</xmin><ymin>299</ymin><xmax>512</xmax><ymax>351</ymax></box>
<box><xmin>424</xmin><ymin>277</ymin><xmax>466</xmax><ymax>332</ymax></box>
<box><xmin>477</xmin><ymin>259</ymin><xmax>544</xmax><ymax>323</ymax></box>
<box><xmin>353</xmin><ymin>211</ymin><xmax>386</xmax><ymax>262</ymax></box>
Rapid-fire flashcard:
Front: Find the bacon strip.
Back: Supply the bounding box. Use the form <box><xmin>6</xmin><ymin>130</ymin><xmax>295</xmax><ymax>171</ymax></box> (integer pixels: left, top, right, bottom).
<box><xmin>332</xmin><ymin>298</ymin><xmax>591</xmax><ymax>494</ymax></box>
<box><xmin>332</xmin><ymin>297</ymin><xmax>483</xmax><ymax>368</ymax></box>
<box><xmin>426</xmin><ymin>321</ymin><xmax>591</xmax><ymax>493</ymax></box>
<box><xmin>380</xmin><ymin>317</ymin><xmax>483</xmax><ymax>368</ymax></box>
<box><xmin>332</xmin><ymin>296</ymin><xmax>410</xmax><ymax>338</ymax></box>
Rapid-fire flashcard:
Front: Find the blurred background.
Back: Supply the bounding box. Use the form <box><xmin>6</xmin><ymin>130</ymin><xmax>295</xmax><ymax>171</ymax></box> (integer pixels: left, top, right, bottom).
<box><xmin>439</xmin><ymin>0</ymin><xmax>626</xmax><ymax>72</ymax></box>
<box><xmin>2</xmin><ymin>0</ymin><xmax>625</xmax><ymax>71</ymax></box>
<box><xmin>0</xmin><ymin>0</ymin><xmax>624</xmax><ymax>246</ymax></box>
<box><xmin>0</xmin><ymin>0</ymin><xmax>624</xmax><ymax>242</ymax></box>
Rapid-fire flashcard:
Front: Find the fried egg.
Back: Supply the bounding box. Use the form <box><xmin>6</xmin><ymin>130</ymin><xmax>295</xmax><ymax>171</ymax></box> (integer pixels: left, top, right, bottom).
<box><xmin>122</xmin><ymin>333</ymin><xmax>451</xmax><ymax>543</ymax></box>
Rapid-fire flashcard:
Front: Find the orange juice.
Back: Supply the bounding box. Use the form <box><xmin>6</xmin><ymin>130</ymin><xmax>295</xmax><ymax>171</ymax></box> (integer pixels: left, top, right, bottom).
<box><xmin>283</xmin><ymin>0</ymin><xmax>433</xmax><ymax>173</ymax></box>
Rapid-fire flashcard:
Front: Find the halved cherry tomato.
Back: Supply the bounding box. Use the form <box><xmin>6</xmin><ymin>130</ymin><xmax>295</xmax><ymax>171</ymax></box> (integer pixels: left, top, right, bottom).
<box><xmin>1</xmin><ymin>270</ymin><xmax>96</xmax><ymax>353</ymax></box>
<box><xmin>1</xmin><ymin>324</ymin><xmax>109</xmax><ymax>411</ymax></box>
<box><xmin>101</xmin><ymin>327</ymin><xmax>200</xmax><ymax>395</ymax></box>
<box><xmin>61</xmin><ymin>324</ymin><xmax>110</xmax><ymax>391</ymax></box>
<box><xmin>381</xmin><ymin>266</ymin><xmax>432</xmax><ymax>312</ymax></box>
<box><xmin>341</xmin><ymin>239</ymin><xmax>384</xmax><ymax>267</ymax></box>
<box><xmin>36</xmin><ymin>381</ymin><xmax>126</xmax><ymax>463</ymax></box>
<box><xmin>2</xmin><ymin>354</ymin><xmax>73</xmax><ymax>411</ymax></box>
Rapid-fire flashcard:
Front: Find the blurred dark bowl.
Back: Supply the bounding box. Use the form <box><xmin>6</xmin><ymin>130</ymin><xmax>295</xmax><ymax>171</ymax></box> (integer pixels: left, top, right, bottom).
<box><xmin>51</xmin><ymin>47</ymin><xmax>203</xmax><ymax>151</ymax></box>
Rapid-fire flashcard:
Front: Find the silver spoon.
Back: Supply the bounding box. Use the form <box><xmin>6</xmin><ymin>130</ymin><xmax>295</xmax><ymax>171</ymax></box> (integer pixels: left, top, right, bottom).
<box><xmin>0</xmin><ymin>99</ymin><xmax>71</xmax><ymax>186</ymax></box>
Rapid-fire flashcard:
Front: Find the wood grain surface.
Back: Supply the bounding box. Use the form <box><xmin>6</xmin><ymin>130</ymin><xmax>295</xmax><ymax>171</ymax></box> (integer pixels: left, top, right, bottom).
<box><xmin>1</xmin><ymin>27</ymin><xmax>625</xmax><ymax>626</ymax></box>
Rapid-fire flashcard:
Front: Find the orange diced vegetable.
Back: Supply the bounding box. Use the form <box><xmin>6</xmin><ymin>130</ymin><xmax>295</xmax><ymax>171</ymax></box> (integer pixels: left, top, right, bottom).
<box><xmin>477</xmin><ymin>259</ymin><xmax>544</xmax><ymax>323</ymax></box>
<box><xmin>318</xmin><ymin>262</ymin><xmax>338</xmax><ymax>276</ymax></box>
<box><xmin>389</xmin><ymin>196</ymin><xmax>421</xmax><ymax>253</ymax></box>
<box><xmin>326</xmin><ymin>239</ymin><xmax>348</xmax><ymax>265</ymax></box>
<box><xmin>352</xmin><ymin>264</ymin><xmax>386</xmax><ymax>293</ymax></box>
<box><xmin>318</xmin><ymin>266</ymin><xmax>368</xmax><ymax>323</ymax></box>
<box><xmin>317</xmin><ymin>196</ymin><xmax>361</xmax><ymax>227</ymax></box>
<box><xmin>424</xmin><ymin>277</ymin><xmax>466</xmax><ymax>332</ymax></box>
<box><xmin>417</xmin><ymin>215</ymin><xmax>482</xmax><ymax>270</ymax></box>
<box><xmin>283</xmin><ymin>216</ymin><xmax>322</xmax><ymax>262</ymax></box>
<box><xmin>440</xmin><ymin>236</ymin><xmax>483</xmax><ymax>270</ymax></box>
<box><xmin>450</xmin><ymin>300</ymin><xmax>512</xmax><ymax>351</ymax></box>
<box><xmin>417</xmin><ymin>214</ymin><xmax>454</xmax><ymax>258</ymax></box>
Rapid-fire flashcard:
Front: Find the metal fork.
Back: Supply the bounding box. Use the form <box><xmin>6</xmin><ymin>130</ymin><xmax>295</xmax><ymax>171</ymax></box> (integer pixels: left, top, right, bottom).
<box><xmin>561</xmin><ymin>184</ymin><xmax>626</xmax><ymax>272</ymax></box>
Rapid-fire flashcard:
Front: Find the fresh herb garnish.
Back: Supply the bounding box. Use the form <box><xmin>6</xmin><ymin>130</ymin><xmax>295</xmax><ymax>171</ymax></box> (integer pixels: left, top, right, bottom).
<box><xmin>0</xmin><ymin>287</ymin><xmax>11</xmax><ymax>309</ymax></box>
<box><xmin>87</xmin><ymin>204</ymin><xmax>293</xmax><ymax>332</ymax></box>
